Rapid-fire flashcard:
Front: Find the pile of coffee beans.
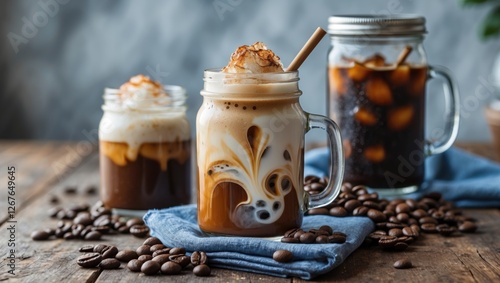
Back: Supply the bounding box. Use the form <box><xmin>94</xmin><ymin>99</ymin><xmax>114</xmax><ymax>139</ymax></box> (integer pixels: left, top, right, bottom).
<box><xmin>304</xmin><ymin>176</ymin><xmax>478</xmax><ymax>251</ymax></box>
<box><xmin>31</xmin><ymin>201</ymin><xmax>150</xmax><ymax>241</ymax></box>
<box><xmin>280</xmin><ymin>225</ymin><xmax>346</xmax><ymax>244</ymax></box>
<box><xmin>75</xmin><ymin>237</ymin><xmax>211</xmax><ymax>277</ymax></box>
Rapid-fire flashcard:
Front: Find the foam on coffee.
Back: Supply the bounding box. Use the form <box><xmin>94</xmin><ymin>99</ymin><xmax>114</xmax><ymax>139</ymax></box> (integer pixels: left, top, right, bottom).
<box><xmin>198</xmin><ymin>44</ymin><xmax>305</xmax><ymax>232</ymax></box>
<box><xmin>99</xmin><ymin>75</ymin><xmax>190</xmax><ymax>169</ymax></box>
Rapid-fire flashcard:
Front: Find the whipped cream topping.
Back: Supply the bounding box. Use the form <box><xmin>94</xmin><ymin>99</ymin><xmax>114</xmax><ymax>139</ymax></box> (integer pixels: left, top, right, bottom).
<box><xmin>99</xmin><ymin>75</ymin><xmax>190</xmax><ymax>162</ymax></box>
<box><xmin>222</xmin><ymin>42</ymin><xmax>284</xmax><ymax>73</ymax></box>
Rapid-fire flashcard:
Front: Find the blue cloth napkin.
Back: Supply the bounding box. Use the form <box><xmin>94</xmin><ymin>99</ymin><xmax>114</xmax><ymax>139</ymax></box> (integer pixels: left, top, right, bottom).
<box><xmin>144</xmin><ymin>204</ymin><xmax>374</xmax><ymax>280</ymax></box>
<box><xmin>305</xmin><ymin>147</ymin><xmax>500</xmax><ymax>208</ymax></box>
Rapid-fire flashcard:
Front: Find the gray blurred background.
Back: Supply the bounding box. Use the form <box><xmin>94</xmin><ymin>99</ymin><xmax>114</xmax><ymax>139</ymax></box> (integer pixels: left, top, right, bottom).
<box><xmin>1</xmin><ymin>0</ymin><xmax>499</xmax><ymax>144</ymax></box>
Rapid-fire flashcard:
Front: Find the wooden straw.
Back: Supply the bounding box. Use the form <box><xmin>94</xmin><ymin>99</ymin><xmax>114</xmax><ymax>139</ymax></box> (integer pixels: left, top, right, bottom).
<box><xmin>395</xmin><ymin>46</ymin><xmax>413</xmax><ymax>67</ymax></box>
<box><xmin>286</xmin><ymin>27</ymin><xmax>327</xmax><ymax>71</ymax></box>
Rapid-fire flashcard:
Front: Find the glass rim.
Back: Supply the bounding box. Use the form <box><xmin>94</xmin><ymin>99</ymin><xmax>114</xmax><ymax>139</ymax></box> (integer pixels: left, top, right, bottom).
<box><xmin>203</xmin><ymin>68</ymin><xmax>300</xmax><ymax>83</ymax></box>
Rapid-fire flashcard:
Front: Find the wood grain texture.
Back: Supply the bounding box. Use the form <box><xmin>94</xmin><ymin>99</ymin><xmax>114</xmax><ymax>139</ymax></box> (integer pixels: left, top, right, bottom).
<box><xmin>0</xmin><ymin>141</ymin><xmax>499</xmax><ymax>282</ymax></box>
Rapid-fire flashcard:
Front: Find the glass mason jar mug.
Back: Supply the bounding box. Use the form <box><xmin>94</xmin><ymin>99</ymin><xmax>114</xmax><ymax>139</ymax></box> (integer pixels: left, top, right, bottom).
<box><xmin>197</xmin><ymin>70</ymin><xmax>344</xmax><ymax>237</ymax></box>
<box><xmin>99</xmin><ymin>84</ymin><xmax>192</xmax><ymax>216</ymax></box>
<box><xmin>327</xmin><ymin>15</ymin><xmax>460</xmax><ymax>195</ymax></box>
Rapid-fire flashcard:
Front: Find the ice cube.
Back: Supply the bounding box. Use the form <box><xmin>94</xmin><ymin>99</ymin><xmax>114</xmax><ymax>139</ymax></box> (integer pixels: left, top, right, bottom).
<box><xmin>354</xmin><ymin>107</ymin><xmax>377</xmax><ymax>126</ymax></box>
<box><xmin>364</xmin><ymin>53</ymin><xmax>386</xmax><ymax>68</ymax></box>
<box><xmin>389</xmin><ymin>65</ymin><xmax>411</xmax><ymax>86</ymax></box>
<box><xmin>347</xmin><ymin>62</ymin><xmax>370</xmax><ymax>82</ymax></box>
<box><xmin>363</xmin><ymin>144</ymin><xmax>385</xmax><ymax>163</ymax></box>
<box><xmin>387</xmin><ymin>105</ymin><xmax>414</xmax><ymax>131</ymax></box>
<box><xmin>366</xmin><ymin>77</ymin><xmax>393</xmax><ymax>106</ymax></box>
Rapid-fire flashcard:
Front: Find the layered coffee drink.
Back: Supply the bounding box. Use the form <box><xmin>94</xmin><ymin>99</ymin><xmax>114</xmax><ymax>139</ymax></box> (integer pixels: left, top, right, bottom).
<box><xmin>99</xmin><ymin>75</ymin><xmax>191</xmax><ymax>214</ymax></box>
<box><xmin>328</xmin><ymin>54</ymin><xmax>427</xmax><ymax>189</ymax></box>
<box><xmin>197</xmin><ymin>43</ymin><xmax>305</xmax><ymax>236</ymax></box>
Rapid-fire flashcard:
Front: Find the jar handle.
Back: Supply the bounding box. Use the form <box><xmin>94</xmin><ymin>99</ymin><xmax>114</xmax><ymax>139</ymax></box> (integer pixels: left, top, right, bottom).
<box><xmin>426</xmin><ymin>66</ymin><xmax>460</xmax><ymax>156</ymax></box>
<box><xmin>306</xmin><ymin>114</ymin><xmax>344</xmax><ymax>209</ymax></box>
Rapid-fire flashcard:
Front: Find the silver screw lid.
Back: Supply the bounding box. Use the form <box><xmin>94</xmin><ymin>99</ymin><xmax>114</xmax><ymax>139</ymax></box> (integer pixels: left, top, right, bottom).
<box><xmin>328</xmin><ymin>15</ymin><xmax>426</xmax><ymax>36</ymax></box>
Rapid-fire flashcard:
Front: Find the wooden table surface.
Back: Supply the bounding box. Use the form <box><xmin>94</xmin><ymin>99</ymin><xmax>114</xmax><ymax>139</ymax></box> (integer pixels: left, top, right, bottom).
<box><xmin>0</xmin><ymin>140</ymin><xmax>499</xmax><ymax>282</ymax></box>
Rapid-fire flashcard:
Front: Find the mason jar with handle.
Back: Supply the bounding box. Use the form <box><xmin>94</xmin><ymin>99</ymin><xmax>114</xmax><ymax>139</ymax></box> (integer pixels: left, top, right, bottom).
<box><xmin>327</xmin><ymin>15</ymin><xmax>460</xmax><ymax>196</ymax></box>
<box><xmin>197</xmin><ymin>69</ymin><xmax>344</xmax><ymax>237</ymax></box>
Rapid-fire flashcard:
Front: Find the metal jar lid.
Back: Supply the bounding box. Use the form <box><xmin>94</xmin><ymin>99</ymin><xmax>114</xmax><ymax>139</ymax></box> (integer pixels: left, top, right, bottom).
<box><xmin>328</xmin><ymin>15</ymin><xmax>426</xmax><ymax>36</ymax></box>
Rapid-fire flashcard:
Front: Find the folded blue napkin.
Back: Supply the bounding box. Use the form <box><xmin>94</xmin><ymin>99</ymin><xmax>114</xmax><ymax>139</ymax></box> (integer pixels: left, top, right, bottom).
<box><xmin>305</xmin><ymin>147</ymin><xmax>500</xmax><ymax>208</ymax></box>
<box><xmin>144</xmin><ymin>204</ymin><xmax>374</xmax><ymax>280</ymax></box>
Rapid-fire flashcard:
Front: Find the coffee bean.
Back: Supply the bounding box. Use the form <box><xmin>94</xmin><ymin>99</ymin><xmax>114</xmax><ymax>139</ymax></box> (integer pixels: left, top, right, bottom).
<box><xmin>141</xmin><ymin>260</ymin><xmax>160</xmax><ymax>275</ymax></box>
<box><xmin>299</xmin><ymin>232</ymin><xmax>315</xmax><ymax>243</ymax></box>
<box><xmin>93</xmin><ymin>244</ymin><xmax>109</xmax><ymax>254</ymax></box>
<box><xmin>362</xmin><ymin>200</ymin><xmax>381</xmax><ymax>210</ymax></box>
<box><xmin>328</xmin><ymin>232</ymin><xmax>347</xmax><ymax>243</ymax></box>
<box><xmin>193</xmin><ymin>264</ymin><xmax>211</xmax><ymax>277</ymax></box>
<box><xmin>378</xmin><ymin>235</ymin><xmax>398</xmax><ymax>248</ymax></box>
<box><xmin>79</xmin><ymin>245</ymin><xmax>94</xmax><ymax>253</ymax></box>
<box><xmin>138</xmin><ymin>255</ymin><xmax>153</xmax><ymax>262</ymax></box>
<box><xmin>315</xmin><ymin>235</ymin><xmax>329</xmax><ymax>243</ymax></box>
<box><xmin>77</xmin><ymin>253</ymin><xmax>102</xmax><ymax>268</ymax></box>
<box><xmin>388</xmin><ymin>228</ymin><xmax>404</xmax><ymax>237</ymax></box>
<box><xmin>161</xmin><ymin>261</ymin><xmax>182</xmax><ymax>275</ymax></box>
<box><xmin>152</xmin><ymin>248</ymin><xmax>171</xmax><ymax>257</ymax></box>
<box><xmin>126</xmin><ymin>218</ymin><xmax>144</xmax><ymax>228</ymax></box>
<box><xmin>169</xmin><ymin>247</ymin><xmax>186</xmax><ymax>255</ymax></box>
<box><xmin>420</xmin><ymin>223</ymin><xmax>437</xmax><ymax>233</ymax></box>
<box><xmin>127</xmin><ymin>259</ymin><xmax>144</xmax><ymax>272</ymax></box>
<box><xmin>393</xmin><ymin>258</ymin><xmax>412</xmax><ymax>269</ymax></box>
<box><xmin>307</xmin><ymin>208</ymin><xmax>329</xmax><ymax>215</ymax></box>
<box><xmin>344</xmin><ymin>199</ymin><xmax>361</xmax><ymax>212</ymax></box>
<box><xmin>31</xmin><ymin>230</ymin><xmax>50</xmax><ymax>241</ymax></box>
<box><xmin>281</xmin><ymin>237</ymin><xmax>300</xmax><ymax>243</ymax></box>
<box><xmin>152</xmin><ymin>254</ymin><xmax>170</xmax><ymax>266</ymax></box>
<box><xmin>402</xmin><ymin>227</ymin><xmax>417</xmax><ymax>237</ymax></box>
<box><xmin>395</xmin><ymin>203</ymin><xmax>410</xmax><ymax>214</ymax></box>
<box><xmin>293</xmin><ymin>230</ymin><xmax>305</xmax><ymax>239</ymax></box>
<box><xmin>64</xmin><ymin>232</ymin><xmax>77</xmax><ymax>240</ymax></box>
<box><xmin>116</xmin><ymin>249</ymin><xmax>138</xmax><ymax>262</ymax></box>
<box><xmin>99</xmin><ymin>258</ymin><xmax>120</xmax><ymax>269</ymax></box>
<box><xmin>169</xmin><ymin>255</ymin><xmax>191</xmax><ymax>267</ymax></box>
<box><xmin>49</xmin><ymin>207</ymin><xmax>62</xmax><ymax>218</ymax></box>
<box><xmin>459</xmin><ymin>221</ymin><xmax>477</xmax><ymax>233</ymax></box>
<box><xmin>136</xmin><ymin>245</ymin><xmax>152</xmax><ymax>256</ymax></box>
<box><xmin>436</xmin><ymin>224</ymin><xmax>456</xmax><ymax>236</ymax></box>
<box><xmin>150</xmin><ymin>244</ymin><xmax>166</xmax><ymax>253</ymax></box>
<box><xmin>130</xmin><ymin>225</ymin><xmax>150</xmax><ymax>238</ymax></box>
<box><xmin>273</xmin><ymin>249</ymin><xmax>293</xmax><ymax>263</ymax></box>
<box><xmin>367</xmin><ymin>209</ymin><xmax>386</xmax><ymax>222</ymax></box>
<box><xmin>191</xmin><ymin>251</ymin><xmax>208</xmax><ymax>266</ymax></box>
<box><xmin>411</xmin><ymin>208</ymin><xmax>427</xmax><ymax>219</ymax></box>
<box><xmin>143</xmin><ymin>236</ymin><xmax>162</xmax><ymax>246</ymax></box>
<box><xmin>84</xmin><ymin>231</ymin><xmax>102</xmax><ymax>241</ymax></box>
<box><xmin>353</xmin><ymin>206</ymin><xmax>369</xmax><ymax>216</ymax></box>
<box><xmin>319</xmin><ymin>225</ymin><xmax>333</xmax><ymax>235</ymax></box>
<box><xmin>419</xmin><ymin>216</ymin><xmax>438</xmax><ymax>225</ymax></box>
<box><xmin>329</xmin><ymin>206</ymin><xmax>348</xmax><ymax>217</ymax></box>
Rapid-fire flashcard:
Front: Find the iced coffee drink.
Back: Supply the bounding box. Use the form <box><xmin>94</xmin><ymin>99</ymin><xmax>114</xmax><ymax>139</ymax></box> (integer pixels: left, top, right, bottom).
<box><xmin>329</xmin><ymin>55</ymin><xmax>427</xmax><ymax>189</ymax></box>
<box><xmin>197</xmin><ymin>43</ymin><xmax>343</xmax><ymax>236</ymax></box>
<box><xmin>99</xmin><ymin>75</ymin><xmax>191</xmax><ymax>215</ymax></box>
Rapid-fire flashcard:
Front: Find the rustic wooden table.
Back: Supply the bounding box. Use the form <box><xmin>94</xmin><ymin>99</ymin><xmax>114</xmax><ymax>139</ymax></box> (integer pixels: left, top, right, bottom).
<box><xmin>0</xmin><ymin>141</ymin><xmax>499</xmax><ymax>282</ymax></box>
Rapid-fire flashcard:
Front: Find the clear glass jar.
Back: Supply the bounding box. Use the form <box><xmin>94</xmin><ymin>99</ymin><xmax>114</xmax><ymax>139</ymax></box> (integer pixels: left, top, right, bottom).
<box><xmin>99</xmin><ymin>85</ymin><xmax>191</xmax><ymax>216</ymax></box>
<box><xmin>327</xmin><ymin>15</ymin><xmax>460</xmax><ymax>195</ymax></box>
<box><xmin>197</xmin><ymin>69</ymin><xmax>344</xmax><ymax>237</ymax></box>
